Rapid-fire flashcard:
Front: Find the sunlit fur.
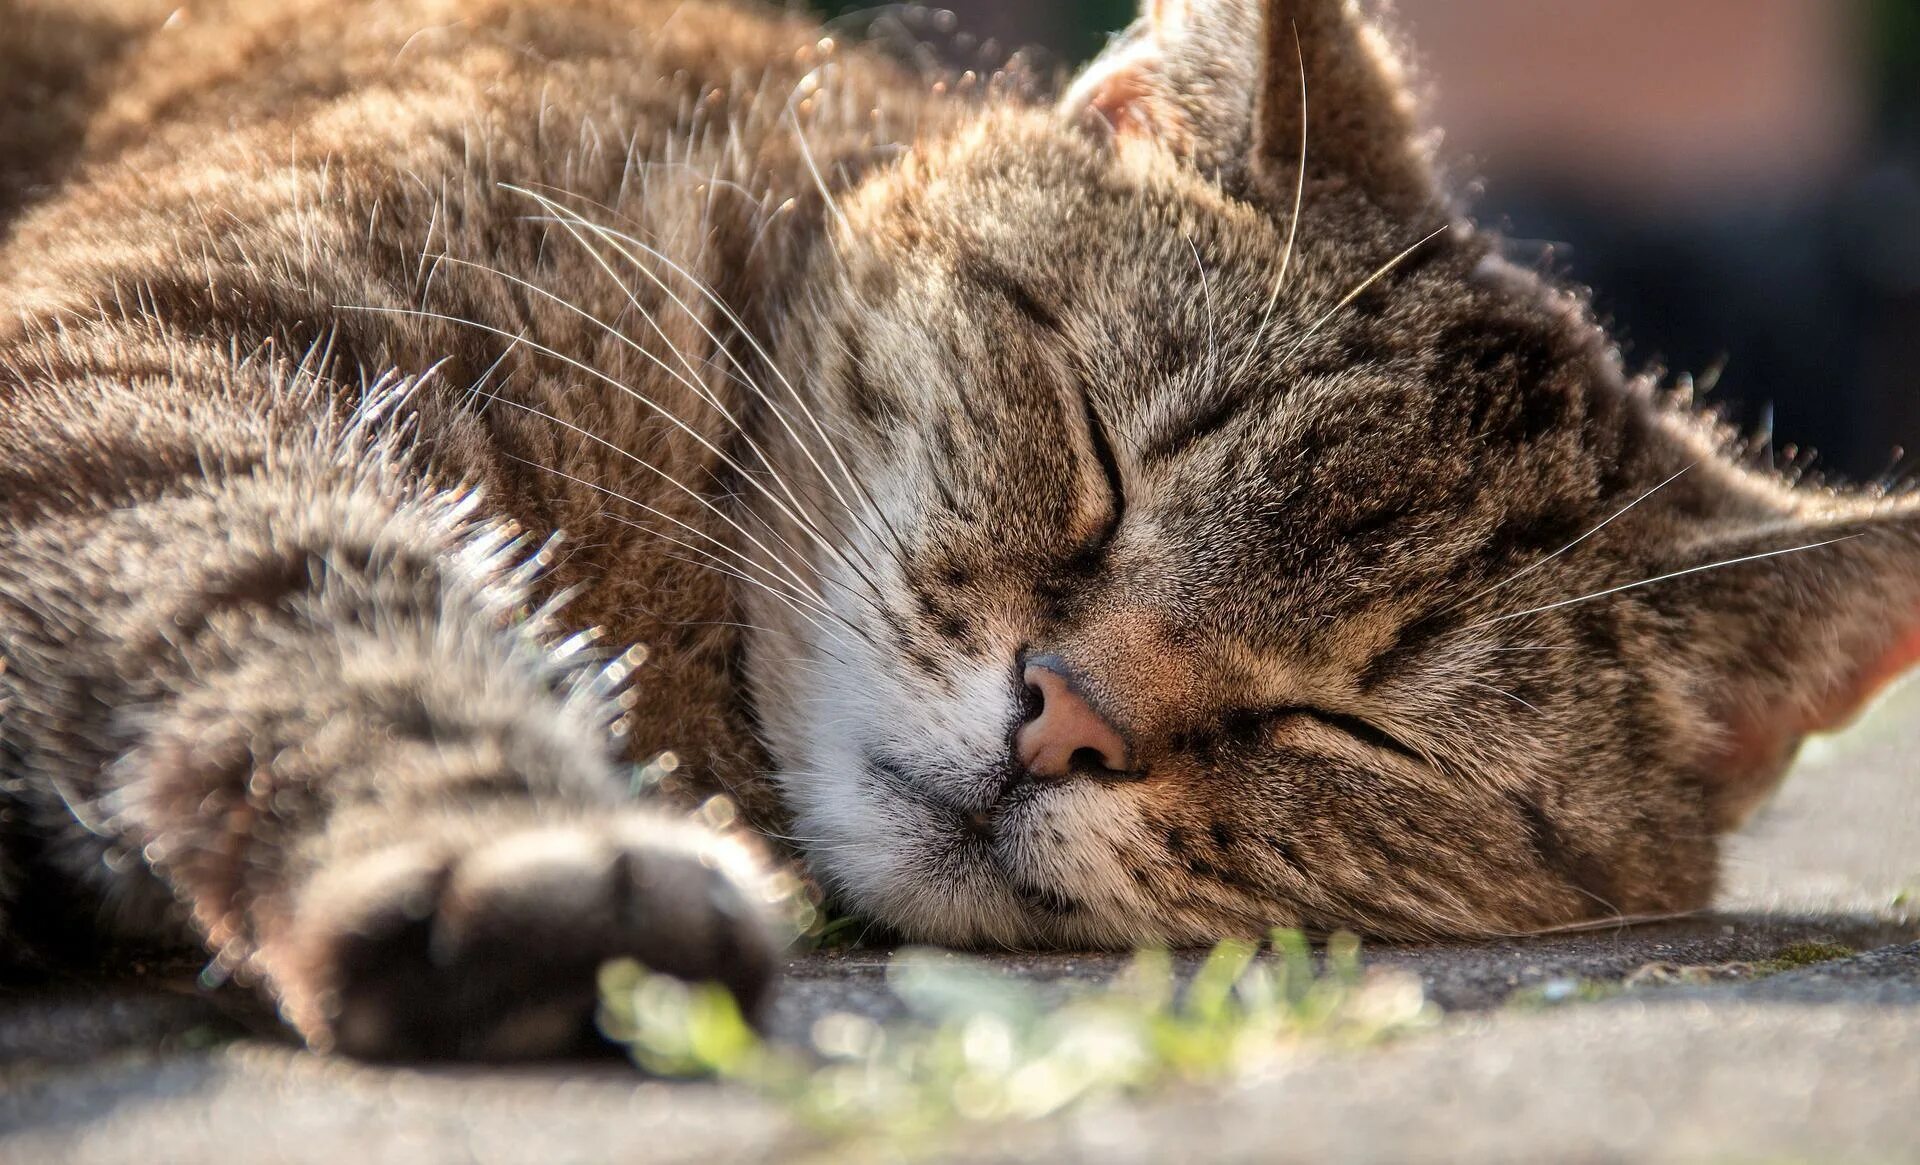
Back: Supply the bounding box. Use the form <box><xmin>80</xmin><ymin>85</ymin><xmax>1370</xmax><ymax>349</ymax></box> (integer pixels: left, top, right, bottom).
<box><xmin>744</xmin><ymin>3</ymin><xmax>1920</xmax><ymax>945</ymax></box>
<box><xmin>2</xmin><ymin>0</ymin><xmax>1917</xmax><ymax>1059</ymax></box>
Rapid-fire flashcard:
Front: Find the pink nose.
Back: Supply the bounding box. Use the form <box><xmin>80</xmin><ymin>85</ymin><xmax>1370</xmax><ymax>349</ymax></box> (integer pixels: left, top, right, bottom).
<box><xmin>1015</xmin><ymin>657</ymin><xmax>1133</xmax><ymax>779</ymax></box>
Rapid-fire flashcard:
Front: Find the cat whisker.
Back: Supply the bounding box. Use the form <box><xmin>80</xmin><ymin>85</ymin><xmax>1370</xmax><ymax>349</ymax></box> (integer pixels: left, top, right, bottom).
<box><xmin>618</xmin><ymin>253</ymin><xmax>908</xmax><ymax>575</ymax></box>
<box><xmin>1496</xmin><ymin>908</ymin><xmax>1703</xmax><ymax>938</ymax></box>
<box><xmin>1477</xmin><ymin>881</ymin><xmax>1636</xmax><ymax>938</ymax></box>
<box><xmin>741</xmin><ymin>821</ymin><xmax>841</xmax><ymax>849</ymax></box>
<box><xmin>431</xmin><ymin>236</ymin><xmax>892</xmax><ymax>614</ymax></box>
<box><xmin>646</xmin><ymin>546</ymin><xmax>861</xmax><ymax>654</ymax></box>
<box><xmin>455</xmin><ymin>322</ymin><xmax>527</xmax><ymax>413</ymax></box>
<box><xmin>489</xmin><ymin>435</ymin><xmax>840</xmax><ymax>623</ymax></box>
<box><xmin>777</xmin><ymin>663</ymin><xmax>841</xmax><ymax>687</ymax></box>
<box><xmin>433</xmin><ymin>252</ymin><xmax>746</xmax><ymax>436</ymax></box>
<box><xmin>336</xmin><ymin>301</ymin><xmax>894</xmax><ymax>624</ymax></box>
<box><xmin>668</xmin><ymin>625</ymin><xmax>856</xmax><ymax>671</ymax></box>
<box><xmin>551</xmin><ymin>492</ymin><xmax>868</xmax><ymax>654</ymax></box>
<box><xmin>746</xmin><ymin>194</ymin><xmax>799</xmax><ymax>266</ymax></box>
<box><xmin>466</xmin><ymin>380</ymin><xmax>834</xmax><ymax>610</ymax></box>
<box><xmin>1236</xmin><ymin>24</ymin><xmax>1309</xmax><ymax>384</ymax></box>
<box><xmin>730</xmin><ymin>485</ymin><xmax>892</xmax><ymax>619</ymax></box>
<box><xmin>534</xmin><ymin>275</ymin><xmax>893</xmax><ymax>620</ymax></box>
<box><xmin>1466</xmin><ymin>534</ymin><xmax>1866</xmax><ymax>629</ymax></box>
<box><xmin>509</xmin><ymin>184</ymin><xmax>910</xmax><ymax>569</ymax></box>
<box><xmin>635</xmin><ymin>529</ymin><xmax>863</xmax><ymax>647</ymax></box>
<box><xmin>617</xmin><ymin>157</ymin><xmax>769</xmax><ymax>209</ymax></box>
<box><xmin>1447</xmin><ymin>463</ymin><xmax>1697</xmax><ymax>614</ymax></box>
<box><xmin>1461</xmin><ymin>679</ymin><xmax>1542</xmax><ymax>715</ymax></box>
<box><xmin>1562</xmin><ymin>884</ymin><xmax>1629</xmax><ymax>924</ymax></box>
<box><xmin>1186</xmin><ymin>234</ymin><xmax>1221</xmax><ymax>395</ymax></box>
<box><xmin>457</xmin><ymin>204</ymin><xmax>836</xmax><ymax>551</ymax></box>
<box><xmin>507</xmin><ymin>196</ymin><xmax>898</xmax><ymax>597</ymax></box>
<box><xmin>483</xmin><ymin>446</ymin><xmax>866</xmax><ymax>659</ymax></box>
<box><xmin>1280</xmin><ymin>222</ymin><xmax>1451</xmax><ymax>365</ymax></box>
<box><xmin>580</xmin><ymin>505</ymin><xmax>829</xmax><ymax>620</ymax></box>
<box><xmin>787</xmin><ymin>83</ymin><xmax>852</xmax><ymax>237</ymax></box>
<box><xmin>541</xmin><ymin>213</ymin><xmax>890</xmax><ymax>602</ymax></box>
<box><xmin>645</xmin><ymin>548</ymin><xmax>866</xmax><ymax>654</ymax></box>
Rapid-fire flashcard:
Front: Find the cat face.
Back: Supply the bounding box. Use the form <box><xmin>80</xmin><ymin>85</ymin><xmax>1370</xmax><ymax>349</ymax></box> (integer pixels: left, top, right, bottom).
<box><xmin>746</xmin><ymin>0</ymin><xmax>1920</xmax><ymax>945</ymax></box>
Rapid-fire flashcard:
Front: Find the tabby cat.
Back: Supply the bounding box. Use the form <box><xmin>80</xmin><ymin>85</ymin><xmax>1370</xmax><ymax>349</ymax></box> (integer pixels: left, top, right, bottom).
<box><xmin>1</xmin><ymin>0</ymin><xmax>1915</xmax><ymax>1060</ymax></box>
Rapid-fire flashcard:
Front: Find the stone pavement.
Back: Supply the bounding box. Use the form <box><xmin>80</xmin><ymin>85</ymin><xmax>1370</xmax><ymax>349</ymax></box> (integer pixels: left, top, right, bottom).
<box><xmin>3</xmin><ymin>682</ymin><xmax>1917</xmax><ymax>1164</ymax></box>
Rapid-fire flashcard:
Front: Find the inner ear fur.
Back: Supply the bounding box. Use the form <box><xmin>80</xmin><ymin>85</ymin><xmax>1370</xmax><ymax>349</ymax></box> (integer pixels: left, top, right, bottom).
<box><xmin>1062</xmin><ymin>0</ymin><xmax>1442</xmax><ymax>218</ymax></box>
<box><xmin>1649</xmin><ymin>472</ymin><xmax>1920</xmax><ymax>829</ymax></box>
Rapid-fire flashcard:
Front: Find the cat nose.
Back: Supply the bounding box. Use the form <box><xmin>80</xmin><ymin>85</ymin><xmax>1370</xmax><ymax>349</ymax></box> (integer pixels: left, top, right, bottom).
<box><xmin>1016</xmin><ymin>655</ymin><xmax>1133</xmax><ymax>779</ymax></box>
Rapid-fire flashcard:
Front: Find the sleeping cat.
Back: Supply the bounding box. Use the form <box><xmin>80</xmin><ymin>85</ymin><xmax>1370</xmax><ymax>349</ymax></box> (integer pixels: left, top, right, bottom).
<box><xmin>1</xmin><ymin>0</ymin><xmax>1915</xmax><ymax>1060</ymax></box>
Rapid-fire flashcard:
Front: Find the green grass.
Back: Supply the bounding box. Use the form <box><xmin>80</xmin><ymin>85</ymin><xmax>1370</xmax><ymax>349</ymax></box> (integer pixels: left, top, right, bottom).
<box><xmin>1752</xmin><ymin>941</ymin><xmax>1856</xmax><ymax>975</ymax></box>
<box><xmin>598</xmin><ymin>930</ymin><xmax>1433</xmax><ymax>1145</ymax></box>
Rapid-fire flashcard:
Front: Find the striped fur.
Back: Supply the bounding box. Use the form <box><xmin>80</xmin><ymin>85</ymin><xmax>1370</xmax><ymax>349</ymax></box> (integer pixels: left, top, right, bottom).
<box><xmin>1</xmin><ymin>0</ymin><xmax>1915</xmax><ymax>1058</ymax></box>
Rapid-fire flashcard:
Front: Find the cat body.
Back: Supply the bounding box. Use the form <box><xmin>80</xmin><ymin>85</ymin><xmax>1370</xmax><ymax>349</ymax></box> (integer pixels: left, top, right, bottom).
<box><xmin>0</xmin><ymin>0</ymin><xmax>898</xmax><ymax>1054</ymax></box>
<box><xmin>2</xmin><ymin>0</ymin><xmax>1916</xmax><ymax>1059</ymax></box>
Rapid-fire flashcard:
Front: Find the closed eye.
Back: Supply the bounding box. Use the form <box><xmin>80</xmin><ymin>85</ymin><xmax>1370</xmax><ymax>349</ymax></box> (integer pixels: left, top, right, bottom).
<box><xmin>1081</xmin><ymin>393</ymin><xmax>1125</xmax><ymax>548</ymax></box>
<box><xmin>1233</xmin><ymin>706</ymin><xmax>1426</xmax><ymax>764</ymax></box>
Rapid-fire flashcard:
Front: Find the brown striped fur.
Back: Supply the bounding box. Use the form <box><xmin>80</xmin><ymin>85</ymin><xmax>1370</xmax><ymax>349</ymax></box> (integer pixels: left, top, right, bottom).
<box><xmin>1</xmin><ymin>0</ymin><xmax>1916</xmax><ymax>1059</ymax></box>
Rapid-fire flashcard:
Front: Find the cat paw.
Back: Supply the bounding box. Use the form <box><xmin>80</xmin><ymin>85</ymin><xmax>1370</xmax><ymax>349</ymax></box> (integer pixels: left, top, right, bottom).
<box><xmin>263</xmin><ymin>815</ymin><xmax>781</xmax><ymax>1060</ymax></box>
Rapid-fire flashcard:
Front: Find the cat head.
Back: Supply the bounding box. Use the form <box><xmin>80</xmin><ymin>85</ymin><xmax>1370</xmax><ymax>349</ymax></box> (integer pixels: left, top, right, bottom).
<box><xmin>747</xmin><ymin>0</ymin><xmax>1920</xmax><ymax>945</ymax></box>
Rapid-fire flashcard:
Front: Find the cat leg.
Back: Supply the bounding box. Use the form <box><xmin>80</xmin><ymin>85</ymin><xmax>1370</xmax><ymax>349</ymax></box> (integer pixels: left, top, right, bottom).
<box><xmin>0</xmin><ymin>393</ymin><xmax>777</xmax><ymax>1058</ymax></box>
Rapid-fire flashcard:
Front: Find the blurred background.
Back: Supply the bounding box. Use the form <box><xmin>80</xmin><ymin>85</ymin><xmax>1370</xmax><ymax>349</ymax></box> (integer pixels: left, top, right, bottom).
<box><xmin>817</xmin><ymin>0</ymin><xmax>1920</xmax><ymax>480</ymax></box>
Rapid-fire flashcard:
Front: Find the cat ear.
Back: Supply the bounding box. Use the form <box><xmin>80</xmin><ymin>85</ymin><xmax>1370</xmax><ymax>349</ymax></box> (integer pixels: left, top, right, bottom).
<box><xmin>1061</xmin><ymin>0</ymin><xmax>1440</xmax><ymax>216</ymax></box>
<box><xmin>1641</xmin><ymin>480</ymin><xmax>1920</xmax><ymax>829</ymax></box>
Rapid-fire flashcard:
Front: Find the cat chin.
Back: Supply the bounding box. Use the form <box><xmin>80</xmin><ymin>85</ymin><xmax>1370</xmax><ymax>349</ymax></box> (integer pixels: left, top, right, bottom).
<box><xmin>775</xmin><ymin>749</ymin><xmax>1031</xmax><ymax>946</ymax></box>
<box><xmin>799</xmin><ymin>817</ymin><xmax>1043</xmax><ymax>948</ymax></box>
<box><xmin>777</xmin><ymin>745</ymin><xmax>1186</xmax><ymax>949</ymax></box>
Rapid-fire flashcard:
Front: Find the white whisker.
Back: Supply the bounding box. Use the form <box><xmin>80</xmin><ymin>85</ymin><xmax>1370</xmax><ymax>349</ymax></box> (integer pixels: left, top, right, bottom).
<box><xmin>1462</xmin><ymin>680</ymin><xmax>1542</xmax><ymax>715</ymax></box>
<box><xmin>482</xmin><ymin>441</ymin><xmax>866</xmax><ymax>653</ymax></box>
<box><xmin>505</xmin><ymin>190</ymin><xmax>899</xmax><ymax>592</ymax></box>
<box><xmin>441</xmin><ymin>221</ymin><xmax>892</xmax><ymax>611</ymax></box>
<box><xmin>641</xmin><ymin>540</ymin><xmax>858</xmax><ymax>653</ymax></box>
<box><xmin>484</xmin><ymin>426</ymin><xmax>832</xmax><ymax>616</ymax></box>
<box><xmin>489</xmin><ymin>430</ymin><xmax>882</xmax><ymax>644</ymax></box>
<box><xmin>1450</xmin><ymin>463</ymin><xmax>1697</xmax><ymax>613</ymax></box>
<box><xmin>458</xmin><ymin>346</ymin><xmax>826</xmax><ymax>606</ymax></box>
<box><xmin>787</xmin><ymin>90</ymin><xmax>851</xmax><ymax>236</ymax></box>
<box><xmin>1467</xmin><ymin>534</ymin><xmax>1864</xmax><ymax>629</ymax></box>
<box><xmin>642</xmin><ymin>545</ymin><xmax>863</xmax><ymax>654</ymax></box>
<box><xmin>334</xmin><ymin>301</ymin><xmax>889</xmax><ymax>622</ymax></box>
<box><xmin>1186</xmin><ymin>234</ymin><xmax>1220</xmax><ymax>395</ymax></box>
<box><xmin>1280</xmin><ymin>223</ymin><xmax>1450</xmax><ymax>366</ymax></box>
<box><xmin>476</xmin><ymin>211</ymin><xmax>898</xmax><ymax>607</ymax></box>
<box><xmin>673</xmin><ymin>617</ymin><xmax>846</xmax><ymax>659</ymax></box>
<box><xmin>1235</xmin><ymin>24</ymin><xmax>1309</xmax><ymax>384</ymax></box>
<box><xmin>475</xmin><ymin>415</ymin><xmax>877</xmax><ymax>652</ymax></box>
<box><xmin>507</xmin><ymin>184</ymin><xmax>909</xmax><ymax>566</ymax></box>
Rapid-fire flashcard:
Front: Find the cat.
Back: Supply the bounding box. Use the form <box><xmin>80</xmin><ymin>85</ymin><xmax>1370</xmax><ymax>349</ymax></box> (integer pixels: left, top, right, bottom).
<box><xmin>2</xmin><ymin>0</ymin><xmax>1916</xmax><ymax>1062</ymax></box>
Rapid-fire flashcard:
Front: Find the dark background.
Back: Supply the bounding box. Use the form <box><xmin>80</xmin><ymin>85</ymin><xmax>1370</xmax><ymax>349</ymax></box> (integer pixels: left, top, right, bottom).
<box><xmin>816</xmin><ymin>0</ymin><xmax>1920</xmax><ymax>481</ymax></box>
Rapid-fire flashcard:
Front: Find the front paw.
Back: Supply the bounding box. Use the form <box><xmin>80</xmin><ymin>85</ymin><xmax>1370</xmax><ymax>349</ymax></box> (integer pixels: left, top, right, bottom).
<box><xmin>262</xmin><ymin>814</ymin><xmax>781</xmax><ymax>1060</ymax></box>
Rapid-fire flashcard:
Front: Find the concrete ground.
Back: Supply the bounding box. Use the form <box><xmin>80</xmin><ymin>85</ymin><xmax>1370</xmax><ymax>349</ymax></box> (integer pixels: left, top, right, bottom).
<box><xmin>4</xmin><ymin>682</ymin><xmax>1917</xmax><ymax>1164</ymax></box>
